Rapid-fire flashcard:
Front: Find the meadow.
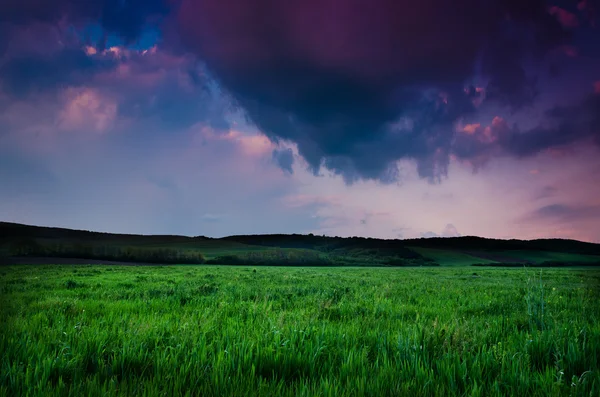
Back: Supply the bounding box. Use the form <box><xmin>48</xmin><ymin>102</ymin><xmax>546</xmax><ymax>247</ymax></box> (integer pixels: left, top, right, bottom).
<box><xmin>1</xmin><ymin>265</ymin><xmax>599</xmax><ymax>396</ymax></box>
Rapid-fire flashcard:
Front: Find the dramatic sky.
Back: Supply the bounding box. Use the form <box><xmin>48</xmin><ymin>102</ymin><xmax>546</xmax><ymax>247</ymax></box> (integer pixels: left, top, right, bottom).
<box><xmin>1</xmin><ymin>0</ymin><xmax>600</xmax><ymax>242</ymax></box>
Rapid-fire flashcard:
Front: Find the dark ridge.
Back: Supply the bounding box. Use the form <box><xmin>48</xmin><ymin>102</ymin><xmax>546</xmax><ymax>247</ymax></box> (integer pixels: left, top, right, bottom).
<box><xmin>2</xmin><ymin>222</ymin><xmax>600</xmax><ymax>260</ymax></box>
<box><xmin>0</xmin><ymin>221</ymin><xmax>212</xmax><ymax>242</ymax></box>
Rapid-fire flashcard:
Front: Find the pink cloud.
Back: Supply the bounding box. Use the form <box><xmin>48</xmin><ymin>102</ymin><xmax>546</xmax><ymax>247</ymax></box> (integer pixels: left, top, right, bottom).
<box><xmin>452</xmin><ymin>116</ymin><xmax>513</xmax><ymax>171</ymax></box>
<box><xmin>594</xmin><ymin>81</ymin><xmax>600</xmax><ymax>94</ymax></box>
<box><xmin>58</xmin><ymin>87</ymin><xmax>118</xmax><ymax>133</ymax></box>
<box><xmin>84</xmin><ymin>46</ymin><xmax>97</xmax><ymax>56</ymax></box>
<box><xmin>466</xmin><ymin>86</ymin><xmax>486</xmax><ymax>107</ymax></box>
<box><xmin>193</xmin><ymin>126</ymin><xmax>275</xmax><ymax>157</ymax></box>
<box><xmin>548</xmin><ymin>6</ymin><xmax>579</xmax><ymax>28</ymax></box>
<box><xmin>231</xmin><ymin>132</ymin><xmax>273</xmax><ymax>157</ymax></box>
<box><xmin>460</xmin><ymin>116</ymin><xmax>507</xmax><ymax>144</ymax></box>
<box><xmin>462</xmin><ymin>123</ymin><xmax>481</xmax><ymax>135</ymax></box>
<box><xmin>441</xmin><ymin>223</ymin><xmax>461</xmax><ymax>237</ymax></box>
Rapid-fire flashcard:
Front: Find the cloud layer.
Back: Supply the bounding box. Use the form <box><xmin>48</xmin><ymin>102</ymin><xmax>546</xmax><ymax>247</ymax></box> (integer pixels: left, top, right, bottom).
<box><xmin>174</xmin><ymin>0</ymin><xmax>597</xmax><ymax>181</ymax></box>
<box><xmin>1</xmin><ymin>0</ymin><xmax>599</xmax><ymax>241</ymax></box>
<box><xmin>2</xmin><ymin>0</ymin><xmax>597</xmax><ymax>184</ymax></box>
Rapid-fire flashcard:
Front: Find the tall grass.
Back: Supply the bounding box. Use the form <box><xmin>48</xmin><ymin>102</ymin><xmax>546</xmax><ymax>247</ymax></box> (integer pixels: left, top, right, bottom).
<box><xmin>205</xmin><ymin>249</ymin><xmax>437</xmax><ymax>266</ymax></box>
<box><xmin>525</xmin><ymin>269</ymin><xmax>546</xmax><ymax>331</ymax></box>
<box><xmin>1</xmin><ymin>265</ymin><xmax>599</xmax><ymax>396</ymax></box>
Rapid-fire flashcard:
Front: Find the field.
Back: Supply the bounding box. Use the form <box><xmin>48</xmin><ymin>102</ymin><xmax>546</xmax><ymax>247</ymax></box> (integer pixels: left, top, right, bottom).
<box><xmin>407</xmin><ymin>247</ymin><xmax>499</xmax><ymax>266</ymax></box>
<box><xmin>1</xmin><ymin>265</ymin><xmax>599</xmax><ymax>396</ymax></box>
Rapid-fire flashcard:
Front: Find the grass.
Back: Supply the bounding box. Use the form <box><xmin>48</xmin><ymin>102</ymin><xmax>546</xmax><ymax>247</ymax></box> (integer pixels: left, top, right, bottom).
<box><xmin>73</xmin><ymin>239</ymin><xmax>268</xmax><ymax>260</ymax></box>
<box><xmin>408</xmin><ymin>247</ymin><xmax>499</xmax><ymax>266</ymax></box>
<box><xmin>409</xmin><ymin>247</ymin><xmax>600</xmax><ymax>266</ymax></box>
<box><xmin>1</xmin><ymin>265</ymin><xmax>599</xmax><ymax>396</ymax></box>
<box><xmin>483</xmin><ymin>250</ymin><xmax>600</xmax><ymax>264</ymax></box>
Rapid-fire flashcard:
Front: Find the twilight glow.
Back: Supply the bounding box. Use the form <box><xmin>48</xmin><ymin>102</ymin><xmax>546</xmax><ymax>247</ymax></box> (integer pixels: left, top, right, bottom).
<box><xmin>1</xmin><ymin>0</ymin><xmax>600</xmax><ymax>242</ymax></box>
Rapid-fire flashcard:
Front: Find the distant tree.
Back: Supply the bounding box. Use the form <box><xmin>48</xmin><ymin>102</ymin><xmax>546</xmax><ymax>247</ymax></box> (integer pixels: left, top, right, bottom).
<box><xmin>9</xmin><ymin>239</ymin><xmax>44</xmax><ymax>256</ymax></box>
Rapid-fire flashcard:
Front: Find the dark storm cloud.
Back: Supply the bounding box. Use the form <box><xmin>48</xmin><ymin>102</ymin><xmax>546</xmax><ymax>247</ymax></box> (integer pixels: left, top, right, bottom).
<box><xmin>177</xmin><ymin>0</ymin><xmax>579</xmax><ymax>182</ymax></box>
<box><xmin>1</xmin><ymin>0</ymin><xmax>596</xmax><ymax>183</ymax></box>
<box><xmin>508</xmin><ymin>92</ymin><xmax>600</xmax><ymax>155</ymax></box>
<box><xmin>107</xmin><ymin>52</ymin><xmax>230</xmax><ymax>132</ymax></box>
<box><xmin>0</xmin><ymin>48</ymin><xmax>116</xmax><ymax>97</ymax></box>
<box><xmin>453</xmin><ymin>90</ymin><xmax>600</xmax><ymax>163</ymax></box>
<box><xmin>0</xmin><ymin>0</ymin><xmax>235</xmax><ymax>134</ymax></box>
<box><xmin>0</xmin><ymin>0</ymin><xmax>173</xmax><ymax>90</ymax></box>
<box><xmin>272</xmin><ymin>148</ymin><xmax>294</xmax><ymax>174</ymax></box>
<box><xmin>0</xmin><ymin>0</ymin><xmax>171</xmax><ymax>44</ymax></box>
<box><xmin>0</xmin><ymin>0</ymin><xmax>173</xmax><ymax>102</ymax></box>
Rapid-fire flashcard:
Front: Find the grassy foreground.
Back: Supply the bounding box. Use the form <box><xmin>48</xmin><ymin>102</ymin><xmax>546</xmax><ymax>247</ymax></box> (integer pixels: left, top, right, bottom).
<box><xmin>1</xmin><ymin>265</ymin><xmax>599</xmax><ymax>396</ymax></box>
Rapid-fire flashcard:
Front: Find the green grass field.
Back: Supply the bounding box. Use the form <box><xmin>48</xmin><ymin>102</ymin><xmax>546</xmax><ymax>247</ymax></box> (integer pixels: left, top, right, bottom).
<box><xmin>407</xmin><ymin>247</ymin><xmax>499</xmax><ymax>266</ymax></box>
<box><xmin>480</xmin><ymin>250</ymin><xmax>600</xmax><ymax>264</ymax></box>
<box><xmin>410</xmin><ymin>247</ymin><xmax>600</xmax><ymax>266</ymax></box>
<box><xmin>1</xmin><ymin>265</ymin><xmax>599</xmax><ymax>396</ymax></box>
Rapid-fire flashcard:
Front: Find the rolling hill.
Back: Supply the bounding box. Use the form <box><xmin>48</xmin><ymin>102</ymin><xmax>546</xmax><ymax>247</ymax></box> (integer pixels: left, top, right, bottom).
<box><xmin>1</xmin><ymin>222</ymin><xmax>599</xmax><ymax>266</ymax></box>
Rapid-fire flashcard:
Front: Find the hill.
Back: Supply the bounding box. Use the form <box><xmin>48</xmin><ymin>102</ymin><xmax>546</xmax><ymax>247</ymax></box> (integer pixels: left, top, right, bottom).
<box><xmin>1</xmin><ymin>222</ymin><xmax>600</xmax><ymax>266</ymax></box>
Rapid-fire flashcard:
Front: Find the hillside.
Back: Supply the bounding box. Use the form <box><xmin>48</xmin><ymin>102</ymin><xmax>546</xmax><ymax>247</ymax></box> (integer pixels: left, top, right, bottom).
<box><xmin>1</xmin><ymin>222</ymin><xmax>600</xmax><ymax>266</ymax></box>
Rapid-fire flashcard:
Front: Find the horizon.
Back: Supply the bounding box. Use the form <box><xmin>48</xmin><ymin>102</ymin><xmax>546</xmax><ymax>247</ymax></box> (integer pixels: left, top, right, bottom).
<box><xmin>3</xmin><ymin>220</ymin><xmax>599</xmax><ymax>245</ymax></box>
<box><xmin>1</xmin><ymin>1</ymin><xmax>600</xmax><ymax>243</ymax></box>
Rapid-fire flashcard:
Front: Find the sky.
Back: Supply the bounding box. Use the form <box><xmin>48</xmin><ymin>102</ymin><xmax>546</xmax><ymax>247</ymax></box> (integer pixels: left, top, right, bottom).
<box><xmin>1</xmin><ymin>0</ymin><xmax>600</xmax><ymax>242</ymax></box>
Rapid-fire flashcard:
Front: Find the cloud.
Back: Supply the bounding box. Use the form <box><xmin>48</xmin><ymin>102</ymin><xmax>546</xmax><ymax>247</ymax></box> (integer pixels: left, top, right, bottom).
<box><xmin>392</xmin><ymin>227</ymin><xmax>410</xmax><ymax>239</ymax></box>
<box><xmin>272</xmin><ymin>148</ymin><xmax>294</xmax><ymax>174</ymax></box>
<box><xmin>441</xmin><ymin>223</ymin><xmax>461</xmax><ymax>237</ymax></box>
<box><xmin>93</xmin><ymin>47</ymin><xmax>230</xmax><ymax>132</ymax></box>
<box><xmin>0</xmin><ymin>42</ymin><xmax>230</xmax><ymax>143</ymax></box>
<box><xmin>548</xmin><ymin>6</ymin><xmax>579</xmax><ymax>28</ymax></box>
<box><xmin>176</xmin><ymin>0</ymin><xmax>573</xmax><ymax>183</ymax></box>
<box><xmin>523</xmin><ymin>203</ymin><xmax>600</xmax><ymax>223</ymax></box>
<box><xmin>421</xmin><ymin>231</ymin><xmax>439</xmax><ymax>238</ymax></box>
<box><xmin>0</xmin><ymin>0</ymin><xmax>170</xmax><ymax>48</ymax></box>
<box><xmin>577</xmin><ymin>0</ymin><xmax>599</xmax><ymax>25</ymax></box>
<box><xmin>453</xmin><ymin>89</ymin><xmax>600</xmax><ymax>165</ymax></box>
<box><xmin>0</xmin><ymin>48</ymin><xmax>116</xmax><ymax>98</ymax></box>
<box><xmin>535</xmin><ymin>185</ymin><xmax>559</xmax><ymax>200</ymax></box>
<box><xmin>2</xmin><ymin>0</ymin><xmax>596</xmax><ymax>186</ymax></box>
<box><xmin>58</xmin><ymin>87</ymin><xmax>118</xmax><ymax>133</ymax></box>
<box><xmin>421</xmin><ymin>224</ymin><xmax>461</xmax><ymax>238</ymax></box>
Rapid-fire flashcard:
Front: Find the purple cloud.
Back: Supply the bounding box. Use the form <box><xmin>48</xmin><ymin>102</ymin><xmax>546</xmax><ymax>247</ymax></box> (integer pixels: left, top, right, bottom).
<box><xmin>175</xmin><ymin>0</ymin><xmax>582</xmax><ymax>182</ymax></box>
